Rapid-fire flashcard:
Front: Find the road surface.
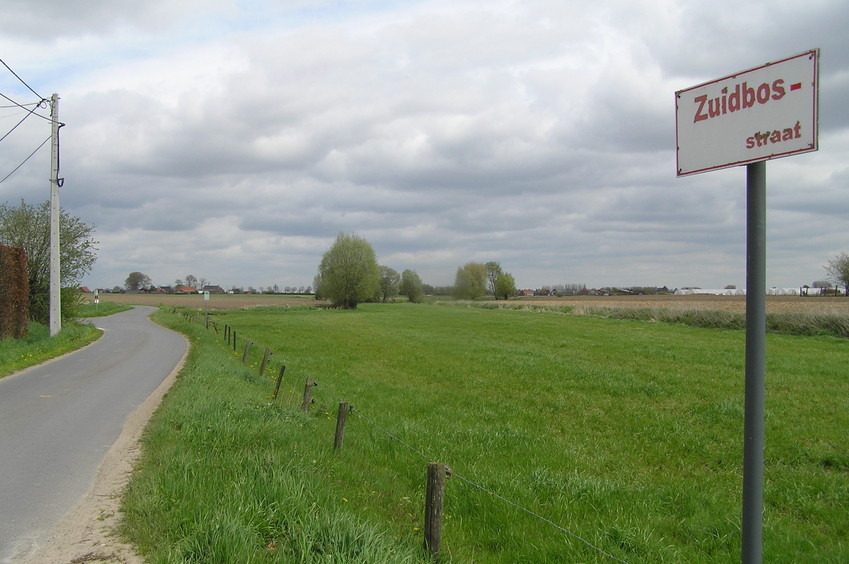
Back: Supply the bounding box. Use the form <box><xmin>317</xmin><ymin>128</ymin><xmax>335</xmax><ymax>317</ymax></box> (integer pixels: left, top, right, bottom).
<box><xmin>0</xmin><ymin>306</ymin><xmax>187</xmax><ymax>563</ymax></box>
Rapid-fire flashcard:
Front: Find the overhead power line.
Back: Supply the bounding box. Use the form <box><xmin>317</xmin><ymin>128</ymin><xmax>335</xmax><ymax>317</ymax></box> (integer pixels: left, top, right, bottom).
<box><xmin>0</xmin><ymin>57</ymin><xmax>44</xmax><ymax>100</ymax></box>
<box><xmin>0</xmin><ymin>107</ymin><xmax>38</xmax><ymax>143</ymax></box>
<box><xmin>0</xmin><ymin>92</ymin><xmax>51</xmax><ymax>123</ymax></box>
<box><xmin>0</xmin><ymin>134</ymin><xmax>51</xmax><ymax>185</ymax></box>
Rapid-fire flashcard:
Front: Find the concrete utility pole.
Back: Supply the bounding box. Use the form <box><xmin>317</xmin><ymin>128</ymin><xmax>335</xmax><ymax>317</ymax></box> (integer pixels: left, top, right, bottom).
<box><xmin>49</xmin><ymin>93</ymin><xmax>61</xmax><ymax>336</ymax></box>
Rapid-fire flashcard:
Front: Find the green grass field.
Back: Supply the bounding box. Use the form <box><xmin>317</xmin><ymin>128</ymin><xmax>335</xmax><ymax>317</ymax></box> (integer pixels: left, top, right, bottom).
<box><xmin>124</xmin><ymin>303</ymin><xmax>848</xmax><ymax>563</ymax></box>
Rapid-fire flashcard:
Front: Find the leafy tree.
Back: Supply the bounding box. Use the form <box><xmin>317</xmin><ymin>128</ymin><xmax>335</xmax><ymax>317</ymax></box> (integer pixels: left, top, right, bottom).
<box><xmin>315</xmin><ymin>232</ymin><xmax>380</xmax><ymax>309</ymax></box>
<box><xmin>125</xmin><ymin>271</ymin><xmax>151</xmax><ymax>292</ymax></box>
<box><xmin>495</xmin><ymin>272</ymin><xmax>517</xmax><ymax>300</ymax></box>
<box><xmin>0</xmin><ymin>199</ymin><xmax>98</xmax><ymax>323</ymax></box>
<box><xmin>825</xmin><ymin>252</ymin><xmax>849</xmax><ymax>296</ymax></box>
<box><xmin>400</xmin><ymin>269</ymin><xmax>424</xmax><ymax>303</ymax></box>
<box><xmin>453</xmin><ymin>262</ymin><xmax>486</xmax><ymax>300</ymax></box>
<box><xmin>378</xmin><ymin>266</ymin><xmax>401</xmax><ymax>302</ymax></box>
<box><xmin>486</xmin><ymin>261</ymin><xmax>502</xmax><ymax>297</ymax></box>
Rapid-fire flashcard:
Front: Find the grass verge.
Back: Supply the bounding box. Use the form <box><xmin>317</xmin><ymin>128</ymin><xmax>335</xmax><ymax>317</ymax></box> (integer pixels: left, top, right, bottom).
<box><xmin>0</xmin><ymin>321</ymin><xmax>102</xmax><ymax>379</ymax></box>
<box><xmin>77</xmin><ymin>300</ymin><xmax>133</xmax><ymax>318</ymax></box>
<box><xmin>121</xmin><ymin>308</ymin><xmax>425</xmax><ymax>564</ymax></box>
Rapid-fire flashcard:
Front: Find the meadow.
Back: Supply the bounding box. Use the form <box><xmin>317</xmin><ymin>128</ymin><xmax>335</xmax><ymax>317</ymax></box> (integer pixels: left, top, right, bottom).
<box><xmin>122</xmin><ymin>302</ymin><xmax>848</xmax><ymax>563</ymax></box>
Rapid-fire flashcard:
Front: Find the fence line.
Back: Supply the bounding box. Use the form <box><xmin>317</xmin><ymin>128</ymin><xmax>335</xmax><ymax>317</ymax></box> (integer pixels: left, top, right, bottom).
<box><xmin>185</xmin><ymin>309</ymin><xmax>631</xmax><ymax>564</ymax></box>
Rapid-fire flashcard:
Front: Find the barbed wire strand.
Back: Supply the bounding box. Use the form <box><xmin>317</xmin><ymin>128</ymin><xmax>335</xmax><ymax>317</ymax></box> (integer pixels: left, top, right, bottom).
<box><xmin>449</xmin><ymin>473</ymin><xmax>630</xmax><ymax>564</ymax></box>
<box><xmin>310</xmin><ymin>378</ymin><xmax>629</xmax><ymax>564</ymax></box>
<box><xmin>215</xmin><ymin>324</ymin><xmax>629</xmax><ymax>564</ymax></box>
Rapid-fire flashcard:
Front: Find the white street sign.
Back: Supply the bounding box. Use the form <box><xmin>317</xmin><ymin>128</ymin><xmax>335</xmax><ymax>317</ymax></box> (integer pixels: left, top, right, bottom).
<box><xmin>676</xmin><ymin>49</ymin><xmax>819</xmax><ymax>177</ymax></box>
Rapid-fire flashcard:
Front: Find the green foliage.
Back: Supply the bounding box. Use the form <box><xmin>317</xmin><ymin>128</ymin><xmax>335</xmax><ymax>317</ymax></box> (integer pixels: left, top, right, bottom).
<box><xmin>494</xmin><ymin>272</ymin><xmax>516</xmax><ymax>300</ymax></box>
<box><xmin>0</xmin><ymin>199</ymin><xmax>98</xmax><ymax>323</ymax></box>
<box><xmin>125</xmin><ymin>271</ymin><xmax>151</xmax><ymax>292</ymax></box>
<box><xmin>315</xmin><ymin>233</ymin><xmax>380</xmax><ymax>309</ymax></box>
<box><xmin>151</xmin><ymin>304</ymin><xmax>849</xmax><ymax>563</ymax></box>
<box><xmin>485</xmin><ymin>261</ymin><xmax>502</xmax><ymax>296</ymax></box>
<box><xmin>453</xmin><ymin>261</ymin><xmax>486</xmax><ymax>299</ymax></box>
<box><xmin>400</xmin><ymin>269</ymin><xmax>424</xmax><ymax>303</ymax></box>
<box><xmin>377</xmin><ymin>265</ymin><xmax>400</xmax><ymax>302</ymax></box>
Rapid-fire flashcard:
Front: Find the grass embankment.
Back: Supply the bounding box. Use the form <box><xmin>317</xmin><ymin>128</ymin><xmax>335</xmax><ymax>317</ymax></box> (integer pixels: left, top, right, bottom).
<box><xmin>77</xmin><ymin>300</ymin><xmax>133</xmax><ymax>318</ymax></box>
<box><xmin>0</xmin><ymin>301</ymin><xmax>128</xmax><ymax>378</ymax></box>
<box><xmin>126</xmin><ymin>304</ymin><xmax>849</xmax><ymax>563</ymax></box>
<box><xmin>0</xmin><ymin>319</ymin><xmax>102</xmax><ymax>378</ymax></box>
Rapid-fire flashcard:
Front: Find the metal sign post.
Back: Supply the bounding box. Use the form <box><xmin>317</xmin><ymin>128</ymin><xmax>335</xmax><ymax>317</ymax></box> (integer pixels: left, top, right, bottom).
<box><xmin>743</xmin><ymin>161</ymin><xmax>766</xmax><ymax>563</ymax></box>
<box><xmin>675</xmin><ymin>50</ymin><xmax>819</xmax><ymax>564</ymax></box>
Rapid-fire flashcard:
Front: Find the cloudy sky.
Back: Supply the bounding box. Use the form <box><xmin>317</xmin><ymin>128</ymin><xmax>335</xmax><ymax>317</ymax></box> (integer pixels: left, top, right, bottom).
<box><xmin>1</xmin><ymin>0</ymin><xmax>847</xmax><ymax>292</ymax></box>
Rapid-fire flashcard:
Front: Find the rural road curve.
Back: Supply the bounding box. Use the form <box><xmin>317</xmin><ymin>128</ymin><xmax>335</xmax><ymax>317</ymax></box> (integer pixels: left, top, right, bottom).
<box><xmin>0</xmin><ymin>306</ymin><xmax>187</xmax><ymax>563</ymax></box>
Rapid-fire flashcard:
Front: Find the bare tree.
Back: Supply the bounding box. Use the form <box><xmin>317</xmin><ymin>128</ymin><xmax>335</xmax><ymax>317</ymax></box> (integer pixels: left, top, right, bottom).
<box><xmin>825</xmin><ymin>252</ymin><xmax>849</xmax><ymax>296</ymax></box>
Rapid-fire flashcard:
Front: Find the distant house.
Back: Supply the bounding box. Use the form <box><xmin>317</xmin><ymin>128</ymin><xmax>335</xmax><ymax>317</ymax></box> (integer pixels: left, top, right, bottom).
<box><xmin>175</xmin><ymin>286</ymin><xmax>197</xmax><ymax>294</ymax></box>
<box><xmin>518</xmin><ymin>289</ymin><xmax>535</xmax><ymax>296</ymax></box>
<box><xmin>80</xmin><ymin>286</ymin><xmax>91</xmax><ymax>293</ymax></box>
<box><xmin>202</xmin><ymin>285</ymin><xmax>226</xmax><ymax>294</ymax></box>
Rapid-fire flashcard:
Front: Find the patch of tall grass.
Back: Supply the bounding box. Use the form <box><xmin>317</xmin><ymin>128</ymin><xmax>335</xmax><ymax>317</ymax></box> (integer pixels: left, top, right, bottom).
<box><xmin>141</xmin><ymin>303</ymin><xmax>848</xmax><ymax>563</ymax></box>
<box><xmin>77</xmin><ymin>300</ymin><xmax>132</xmax><ymax>317</ymax></box>
<box><xmin>455</xmin><ymin>300</ymin><xmax>849</xmax><ymax>338</ymax></box>
<box><xmin>0</xmin><ymin>321</ymin><xmax>101</xmax><ymax>378</ymax></box>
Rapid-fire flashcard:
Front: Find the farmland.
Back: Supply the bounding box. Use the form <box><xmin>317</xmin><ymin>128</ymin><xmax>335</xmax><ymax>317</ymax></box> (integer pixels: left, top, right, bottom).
<box><xmin>119</xmin><ymin>301</ymin><xmax>848</xmax><ymax>563</ymax></box>
<box><xmin>95</xmin><ymin>291</ymin><xmax>849</xmax><ymax>315</ymax></box>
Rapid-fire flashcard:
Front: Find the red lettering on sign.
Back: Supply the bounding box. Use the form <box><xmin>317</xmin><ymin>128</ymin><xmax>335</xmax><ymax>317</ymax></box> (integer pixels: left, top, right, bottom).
<box><xmin>745</xmin><ymin>121</ymin><xmax>802</xmax><ymax>149</ymax></box>
<box><xmin>693</xmin><ymin>77</ymin><xmax>797</xmax><ymax>125</ymax></box>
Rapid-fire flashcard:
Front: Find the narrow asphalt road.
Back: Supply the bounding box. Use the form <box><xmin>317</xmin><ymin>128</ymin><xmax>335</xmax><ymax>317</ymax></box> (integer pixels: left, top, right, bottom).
<box><xmin>0</xmin><ymin>306</ymin><xmax>187</xmax><ymax>563</ymax></box>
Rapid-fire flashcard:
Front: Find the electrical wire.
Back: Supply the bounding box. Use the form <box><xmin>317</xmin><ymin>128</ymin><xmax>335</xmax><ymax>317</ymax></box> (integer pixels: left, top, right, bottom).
<box><xmin>0</xmin><ymin>92</ymin><xmax>51</xmax><ymax>123</ymax></box>
<box><xmin>0</xmin><ymin>109</ymin><xmax>36</xmax><ymax>143</ymax></box>
<box><xmin>0</xmin><ymin>135</ymin><xmax>50</xmax><ymax>185</ymax></box>
<box><xmin>0</xmin><ymin>57</ymin><xmax>44</xmax><ymax>100</ymax></box>
<box><xmin>0</xmin><ymin>102</ymin><xmax>39</xmax><ymax>109</ymax></box>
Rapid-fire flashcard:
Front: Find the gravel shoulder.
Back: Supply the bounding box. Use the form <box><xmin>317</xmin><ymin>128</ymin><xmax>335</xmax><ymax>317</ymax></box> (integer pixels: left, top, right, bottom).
<box><xmin>17</xmin><ymin>343</ymin><xmax>187</xmax><ymax>564</ymax></box>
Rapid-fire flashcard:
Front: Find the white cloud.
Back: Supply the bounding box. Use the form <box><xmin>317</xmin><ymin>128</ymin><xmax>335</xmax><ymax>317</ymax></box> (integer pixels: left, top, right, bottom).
<box><xmin>1</xmin><ymin>0</ymin><xmax>847</xmax><ymax>291</ymax></box>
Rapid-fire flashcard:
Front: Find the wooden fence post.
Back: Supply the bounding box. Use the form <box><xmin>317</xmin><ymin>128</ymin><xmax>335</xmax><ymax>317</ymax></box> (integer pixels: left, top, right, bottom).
<box><xmin>272</xmin><ymin>365</ymin><xmax>286</xmax><ymax>400</ymax></box>
<box><xmin>334</xmin><ymin>402</ymin><xmax>350</xmax><ymax>450</ymax></box>
<box><xmin>259</xmin><ymin>347</ymin><xmax>273</xmax><ymax>376</ymax></box>
<box><xmin>424</xmin><ymin>462</ymin><xmax>447</xmax><ymax>561</ymax></box>
<box><xmin>300</xmin><ymin>379</ymin><xmax>315</xmax><ymax>412</ymax></box>
<box><xmin>242</xmin><ymin>339</ymin><xmax>253</xmax><ymax>364</ymax></box>
<box><xmin>233</xmin><ymin>330</ymin><xmax>237</xmax><ymax>351</ymax></box>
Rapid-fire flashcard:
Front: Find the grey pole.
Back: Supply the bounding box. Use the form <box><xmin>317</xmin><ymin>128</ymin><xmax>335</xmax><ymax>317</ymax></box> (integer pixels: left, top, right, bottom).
<box><xmin>742</xmin><ymin>160</ymin><xmax>766</xmax><ymax>564</ymax></box>
<box><xmin>49</xmin><ymin>93</ymin><xmax>61</xmax><ymax>336</ymax></box>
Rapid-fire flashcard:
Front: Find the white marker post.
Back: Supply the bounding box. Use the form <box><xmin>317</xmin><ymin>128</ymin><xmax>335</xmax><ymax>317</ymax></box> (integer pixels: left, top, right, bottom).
<box><xmin>676</xmin><ymin>49</ymin><xmax>819</xmax><ymax>564</ymax></box>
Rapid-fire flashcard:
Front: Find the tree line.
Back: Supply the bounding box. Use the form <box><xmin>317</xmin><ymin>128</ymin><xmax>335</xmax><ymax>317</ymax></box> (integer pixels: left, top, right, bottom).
<box><xmin>314</xmin><ymin>232</ymin><xmax>426</xmax><ymax>308</ymax></box>
<box><xmin>313</xmin><ymin>233</ymin><xmax>519</xmax><ymax>308</ymax></box>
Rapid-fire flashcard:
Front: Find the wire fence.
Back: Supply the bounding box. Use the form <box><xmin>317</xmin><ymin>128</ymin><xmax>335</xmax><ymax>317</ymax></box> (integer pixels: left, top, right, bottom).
<box><xmin>182</xmin><ymin>309</ymin><xmax>631</xmax><ymax>564</ymax></box>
